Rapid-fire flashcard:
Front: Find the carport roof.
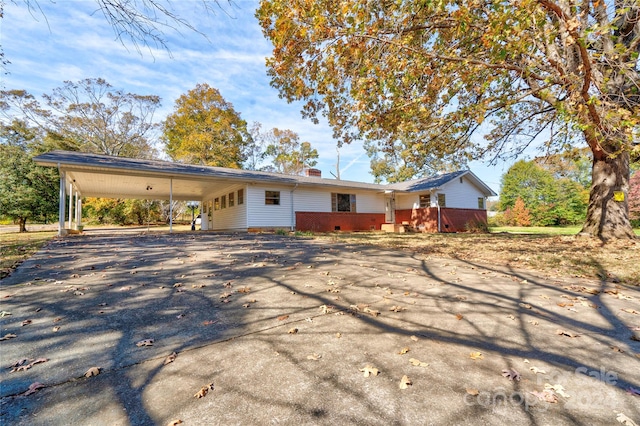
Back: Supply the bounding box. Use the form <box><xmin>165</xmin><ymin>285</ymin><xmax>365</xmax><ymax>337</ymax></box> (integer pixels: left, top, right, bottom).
<box><xmin>34</xmin><ymin>150</ymin><xmax>384</xmax><ymax>200</ymax></box>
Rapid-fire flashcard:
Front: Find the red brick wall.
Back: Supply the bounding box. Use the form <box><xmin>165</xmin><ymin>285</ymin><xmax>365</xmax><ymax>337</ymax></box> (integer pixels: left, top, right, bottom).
<box><xmin>296</xmin><ymin>212</ymin><xmax>386</xmax><ymax>232</ymax></box>
<box><xmin>396</xmin><ymin>208</ymin><xmax>487</xmax><ymax>233</ymax></box>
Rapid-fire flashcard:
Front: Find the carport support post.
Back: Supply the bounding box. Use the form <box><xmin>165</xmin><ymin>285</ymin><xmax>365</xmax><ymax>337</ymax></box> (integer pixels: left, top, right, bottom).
<box><xmin>58</xmin><ymin>169</ymin><xmax>66</xmax><ymax>236</ymax></box>
<box><xmin>75</xmin><ymin>192</ymin><xmax>82</xmax><ymax>230</ymax></box>
<box><xmin>169</xmin><ymin>178</ymin><xmax>173</xmax><ymax>233</ymax></box>
<box><xmin>68</xmin><ymin>182</ymin><xmax>73</xmax><ymax>229</ymax></box>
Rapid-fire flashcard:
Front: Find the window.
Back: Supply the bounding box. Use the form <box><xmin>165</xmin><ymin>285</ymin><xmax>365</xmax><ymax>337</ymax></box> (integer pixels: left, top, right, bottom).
<box><xmin>437</xmin><ymin>193</ymin><xmax>446</xmax><ymax>207</ymax></box>
<box><xmin>265</xmin><ymin>191</ymin><xmax>280</xmax><ymax>205</ymax></box>
<box><xmin>331</xmin><ymin>193</ymin><xmax>356</xmax><ymax>212</ymax></box>
<box><xmin>229</xmin><ymin>192</ymin><xmax>235</xmax><ymax>207</ymax></box>
<box><xmin>460</xmin><ymin>177</ymin><xmax>464</xmax><ymax>184</ymax></box>
<box><xmin>214</xmin><ymin>197</ymin><xmax>220</xmax><ymax>211</ymax></box>
<box><xmin>478</xmin><ymin>197</ymin><xmax>485</xmax><ymax>209</ymax></box>
<box><xmin>419</xmin><ymin>194</ymin><xmax>430</xmax><ymax>208</ymax></box>
<box><xmin>238</xmin><ymin>189</ymin><xmax>244</xmax><ymax>205</ymax></box>
<box><xmin>221</xmin><ymin>195</ymin><xmax>227</xmax><ymax>209</ymax></box>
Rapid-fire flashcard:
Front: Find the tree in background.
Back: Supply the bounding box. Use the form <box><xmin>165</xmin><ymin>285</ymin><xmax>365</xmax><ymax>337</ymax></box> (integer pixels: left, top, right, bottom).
<box><xmin>257</xmin><ymin>0</ymin><xmax>639</xmax><ymax>239</ymax></box>
<box><xmin>503</xmin><ymin>198</ymin><xmax>531</xmax><ymax>227</ymax></box>
<box><xmin>365</xmin><ymin>137</ymin><xmax>466</xmax><ymax>183</ymax></box>
<box><xmin>0</xmin><ymin>120</ymin><xmax>59</xmax><ymax>232</ymax></box>
<box><xmin>1</xmin><ymin>79</ymin><xmax>161</xmax><ymax>158</ymax></box>
<box><xmin>163</xmin><ymin>83</ymin><xmax>251</xmax><ymax>168</ymax></box>
<box><xmin>261</xmin><ymin>128</ymin><xmax>318</xmax><ymax>175</ymax></box>
<box><xmin>500</xmin><ymin>160</ymin><xmax>587</xmax><ymax>226</ymax></box>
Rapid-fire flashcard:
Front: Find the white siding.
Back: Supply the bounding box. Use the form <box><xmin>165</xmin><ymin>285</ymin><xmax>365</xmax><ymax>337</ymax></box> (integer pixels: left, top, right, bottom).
<box><xmin>439</xmin><ymin>177</ymin><xmax>486</xmax><ymax>209</ymax></box>
<box><xmin>247</xmin><ymin>185</ymin><xmax>294</xmax><ymax>228</ymax></box>
<box><xmin>293</xmin><ymin>188</ymin><xmax>331</xmax><ymax>212</ymax></box>
<box><xmin>204</xmin><ymin>184</ymin><xmax>248</xmax><ymax>230</ymax></box>
<box><xmin>395</xmin><ymin>194</ymin><xmax>421</xmax><ymax>210</ymax></box>
<box><xmin>354</xmin><ymin>191</ymin><xmax>385</xmax><ymax>213</ymax></box>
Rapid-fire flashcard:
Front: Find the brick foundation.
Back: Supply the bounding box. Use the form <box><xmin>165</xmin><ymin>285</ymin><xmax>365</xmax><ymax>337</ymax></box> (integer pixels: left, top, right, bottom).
<box><xmin>395</xmin><ymin>208</ymin><xmax>488</xmax><ymax>233</ymax></box>
<box><xmin>296</xmin><ymin>212</ymin><xmax>386</xmax><ymax>232</ymax></box>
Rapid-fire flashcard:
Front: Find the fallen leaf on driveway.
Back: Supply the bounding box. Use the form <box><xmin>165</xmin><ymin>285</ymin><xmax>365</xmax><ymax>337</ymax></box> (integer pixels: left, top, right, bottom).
<box><xmin>556</xmin><ymin>329</ymin><xmax>580</xmax><ymax>338</ymax></box>
<box><xmin>621</xmin><ymin>308</ymin><xmax>639</xmax><ymax>315</ymax></box>
<box><xmin>194</xmin><ymin>383</ymin><xmax>214</xmax><ymax>398</ymax></box>
<box><xmin>466</xmin><ymin>388</ymin><xmax>479</xmax><ymax>396</ymax></box>
<box><xmin>10</xmin><ymin>358</ymin><xmax>48</xmax><ymax>373</ymax></box>
<box><xmin>202</xmin><ymin>320</ymin><xmax>218</xmax><ymax>326</ymax></box>
<box><xmin>237</xmin><ymin>287</ymin><xmax>251</xmax><ymax>293</ymax></box>
<box><xmin>502</xmin><ymin>369</ymin><xmax>521</xmax><ymax>381</ymax></box>
<box><xmin>611</xmin><ymin>346</ymin><xmax>625</xmax><ymax>353</ymax></box>
<box><xmin>21</xmin><ymin>320</ymin><xmax>32</xmax><ymax>326</ymax></box>
<box><xmin>399</xmin><ymin>375</ymin><xmax>412</xmax><ymax>389</ymax></box>
<box><xmin>288</xmin><ymin>327</ymin><xmax>298</xmax><ymax>334</ymax></box>
<box><xmin>0</xmin><ymin>333</ymin><xmax>17</xmax><ymax>341</ymax></box>
<box><xmin>470</xmin><ymin>352</ymin><xmax>484</xmax><ymax>360</ymax></box>
<box><xmin>616</xmin><ymin>413</ymin><xmax>638</xmax><ymax>426</ymax></box>
<box><xmin>360</xmin><ymin>366</ymin><xmax>379</xmax><ymax>377</ymax></box>
<box><xmin>167</xmin><ymin>420</ymin><xmax>183</xmax><ymax>426</ymax></box>
<box><xmin>23</xmin><ymin>382</ymin><xmax>45</xmax><ymax>396</ymax></box>
<box><xmin>530</xmin><ymin>366</ymin><xmax>547</xmax><ymax>374</ymax></box>
<box><xmin>519</xmin><ymin>303</ymin><xmax>532</xmax><ymax>309</ymax></box>
<box><xmin>398</xmin><ymin>347</ymin><xmax>410</xmax><ymax>355</ymax></box>
<box><xmin>455</xmin><ymin>313</ymin><xmax>464</xmax><ymax>320</ymax></box>
<box><xmin>84</xmin><ymin>367</ymin><xmax>101</xmax><ymax>377</ymax></box>
<box><xmin>363</xmin><ymin>307</ymin><xmax>380</xmax><ymax>317</ymax></box>
<box><xmin>389</xmin><ymin>306</ymin><xmax>406</xmax><ymax>312</ymax></box>
<box><xmin>0</xmin><ymin>311</ymin><xmax>11</xmax><ymax>317</ymax></box>
<box><xmin>136</xmin><ymin>339</ymin><xmax>154</xmax><ymax>347</ymax></box>
<box><xmin>409</xmin><ymin>358</ymin><xmax>429</xmax><ymax>367</ymax></box>
<box><xmin>545</xmin><ymin>383</ymin><xmax>569</xmax><ymax>398</ymax></box>
<box><xmin>410</xmin><ymin>335</ymin><xmax>419</xmax><ymax>342</ymax></box>
<box><xmin>529</xmin><ymin>389</ymin><xmax>558</xmax><ymax>403</ymax></box>
<box><xmin>164</xmin><ymin>352</ymin><xmax>178</xmax><ymax>365</ymax></box>
<box><xmin>307</xmin><ymin>353</ymin><xmax>321</xmax><ymax>360</ymax></box>
<box><xmin>277</xmin><ymin>315</ymin><xmax>289</xmax><ymax>321</ymax></box>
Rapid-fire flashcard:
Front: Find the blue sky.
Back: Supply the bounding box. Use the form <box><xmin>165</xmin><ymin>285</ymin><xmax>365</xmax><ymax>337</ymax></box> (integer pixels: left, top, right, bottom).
<box><xmin>1</xmin><ymin>0</ymin><xmax>509</xmax><ymax>194</ymax></box>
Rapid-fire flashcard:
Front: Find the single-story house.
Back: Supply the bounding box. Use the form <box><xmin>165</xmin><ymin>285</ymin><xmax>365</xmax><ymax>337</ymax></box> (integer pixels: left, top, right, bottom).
<box><xmin>34</xmin><ymin>150</ymin><xmax>497</xmax><ymax>235</ymax></box>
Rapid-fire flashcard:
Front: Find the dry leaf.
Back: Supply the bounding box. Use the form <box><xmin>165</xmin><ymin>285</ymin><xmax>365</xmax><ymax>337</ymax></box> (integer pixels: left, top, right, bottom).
<box><xmin>389</xmin><ymin>306</ymin><xmax>406</xmax><ymax>312</ymax></box>
<box><xmin>194</xmin><ymin>383</ymin><xmax>214</xmax><ymax>398</ymax></box>
<box><xmin>455</xmin><ymin>313</ymin><xmax>463</xmax><ymax>320</ymax></box>
<box><xmin>507</xmin><ymin>314</ymin><xmax>515</xmax><ymax>320</ymax></box>
<box><xmin>306</xmin><ymin>353</ymin><xmax>321</xmax><ymax>360</ymax></box>
<box><xmin>219</xmin><ymin>292</ymin><xmax>232</xmax><ymax>299</ymax></box>
<box><xmin>528</xmin><ymin>320</ymin><xmax>539</xmax><ymax>326</ymax></box>
<box><xmin>335</xmin><ymin>333</ymin><xmax>342</xmax><ymax>338</ymax></box>
<box><xmin>530</xmin><ymin>366</ymin><xmax>546</xmax><ymax>374</ymax></box>
<box><xmin>545</xmin><ymin>383</ymin><xmax>569</xmax><ymax>398</ymax></box>
<box><xmin>466</xmin><ymin>388</ymin><xmax>479</xmax><ymax>396</ymax></box>
<box><xmin>136</xmin><ymin>339</ymin><xmax>154</xmax><ymax>347</ymax></box>
<box><xmin>21</xmin><ymin>319</ymin><xmax>32</xmax><ymax>326</ymax></box>
<box><xmin>398</xmin><ymin>347</ymin><xmax>410</xmax><ymax>355</ymax></box>
<box><xmin>360</xmin><ymin>365</ymin><xmax>379</xmax><ymax>377</ymax></box>
<box><xmin>399</xmin><ymin>375</ymin><xmax>412</xmax><ymax>389</ymax></box>
<box><xmin>363</xmin><ymin>307</ymin><xmax>380</xmax><ymax>317</ymax></box>
<box><xmin>0</xmin><ymin>333</ymin><xmax>17</xmax><ymax>341</ymax></box>
<box><xmin>237</xmin><ymin>287</ymin><xmax>251</xmax><ymax>293</ymax></box>
<box><xmin>622</xmin><ymin>308</ymin><xmax>639</xmax><ymax>314</ymax></box>
<box><xmin>410</xmin><ymin>335</ymin><xmax>419</xmax><ymax>342</ymax></box>
<box><xmin>502</xmin><ymin>369</ymin><xmax>521</xmax><ymax>381</ymax></box>
<box><xmin>288</xmin><ymin>327</ymin><xmax>298</xmax><ymax>334</ymax></box>
<box><xmin>519</xmin><ymin>303</ymin><xmax>532</xmax><ymax>309</ymax></box>
<box><xmin>84</xmin><ymin>367</ymin><xmax>101</xmax><ymax>377</ymax></box>
<box><xmin>409</xmin><ymin>358</ymin><xmax>429</xmax><ymax>367</ymax></box>
<box><xmin>616</xmin><ymin>413</ymin><xmax>638</xmax><ymax>426</ymax></box>
<box><xmin>202</xmin><ymin>320</ymin><xmax>218</xmax><ymax>326</ymax></box>
<box><xmin>167</xmin><ymin>420</ymin><xmax>183</xmax><ymax>426</ymax></box>
<box><xmin>611</xmin><ymin>346</ymin><xmax>625</xmax><ymax>353</ymax></box>
<box><xmin>555</xmin><ymin>329</ymin><xmax>580</xmax><ymax>338</ymax></box>
<box><xmin>529</xmin><ymin>390</ymin><xmax>558</xmax><ymax>403</ymax></box>
<box><xmin>277</xmin><ymin>315</ymin><xmax>289</xmax><ymax>321</ymax></box>
<box><xmin>164</xmin><ymin>352</ymin><xmax>177</xmax><ymax>365</ymax></box>
<box><xmin>23</xmin><ymin>382</ymin><xmax>45</xmax><ymax>396</ymax></box>
<box><xmin>469</xmin><ymin>352</ymin><xmax>484</xmax><ymax>360</ymax></box>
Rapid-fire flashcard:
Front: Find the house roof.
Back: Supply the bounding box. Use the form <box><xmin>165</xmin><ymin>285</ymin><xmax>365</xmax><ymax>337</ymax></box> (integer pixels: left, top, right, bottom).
<box><xmin>34</xmin><ymin>150</ymin><xmax>496</xmax><ymax>200</ymax></box>
<box><xmin>389</xmin><ymin>170</ymin><xmax>498</xmax><ymax>196</ymax></box>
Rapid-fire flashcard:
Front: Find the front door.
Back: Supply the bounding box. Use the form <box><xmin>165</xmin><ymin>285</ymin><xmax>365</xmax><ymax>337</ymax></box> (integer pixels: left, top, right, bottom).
<box><xmin>385</xmin><ymin>195</ymin><xmax>395</xmax><ymax>223</ymax></box>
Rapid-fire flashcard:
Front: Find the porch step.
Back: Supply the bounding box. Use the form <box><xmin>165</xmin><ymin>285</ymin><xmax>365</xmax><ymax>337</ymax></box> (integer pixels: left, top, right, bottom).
<box><xmin>381</xmin><ymin>223</ymin><xmax>410</xmax><ymax>233</ymax></box>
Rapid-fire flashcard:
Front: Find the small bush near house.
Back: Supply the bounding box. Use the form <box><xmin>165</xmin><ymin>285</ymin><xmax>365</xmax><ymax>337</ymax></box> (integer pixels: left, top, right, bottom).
<box><xmin>464</xmin><ymin>220</ymin><xmax>489</xmax><ymax>233</ymax></box>
<box><xmin>275</xmin><ymin>229</ymin><xmax>288</xmax><ymax>236</ymax></box>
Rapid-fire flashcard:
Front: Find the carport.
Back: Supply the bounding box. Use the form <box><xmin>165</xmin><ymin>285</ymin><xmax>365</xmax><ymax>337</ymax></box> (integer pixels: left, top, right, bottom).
<box><xmin>33</xmin><ymin>150</ymin><xmax>291</xmax><ymax>236</ymax></box>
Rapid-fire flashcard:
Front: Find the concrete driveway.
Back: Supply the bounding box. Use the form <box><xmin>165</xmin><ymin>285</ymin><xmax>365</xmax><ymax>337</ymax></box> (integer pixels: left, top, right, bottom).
<box><xmin>0</xmin><ymin>232</ymin><xmax>639</xmax><ymax>425</ymax></box>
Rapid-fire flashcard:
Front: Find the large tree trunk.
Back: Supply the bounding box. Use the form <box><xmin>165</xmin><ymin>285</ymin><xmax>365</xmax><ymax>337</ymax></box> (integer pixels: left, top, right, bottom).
<box><xmin>18</xmin><ymin>217</ymin><xmax>27</xmax><ymax>233</ymax></box>
<box><xmin>580</xmin><ymin>151</ymin><xmax>635</xmax><ymax>239</ymax></box>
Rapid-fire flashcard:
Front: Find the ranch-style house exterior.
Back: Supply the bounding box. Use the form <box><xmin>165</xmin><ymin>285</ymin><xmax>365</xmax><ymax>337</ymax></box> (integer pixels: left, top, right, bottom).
<box><xmin>34</xmin><ymin>151</ymin><xmax>497</xmax><ymax>235</ymax></box>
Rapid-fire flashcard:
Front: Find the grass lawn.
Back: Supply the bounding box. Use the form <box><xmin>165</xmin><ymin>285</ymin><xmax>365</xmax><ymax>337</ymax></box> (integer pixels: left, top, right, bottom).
<box><xmin>490</xmin><ymin>226</ymin><xmax>640</xmax><ymax>236</ymax></box>
<box><xmin>0</xmin><ymin>230</ymin><xmax>58</xmax><ymax>279</ymax></box>
<box><xmin>314</xmin><ymin>230</ymin><xmax>640</xmax><ymax>286</ymax></box>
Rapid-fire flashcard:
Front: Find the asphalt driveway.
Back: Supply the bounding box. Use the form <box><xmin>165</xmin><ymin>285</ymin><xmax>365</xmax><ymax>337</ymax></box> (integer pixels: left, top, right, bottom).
<box><xmin>1</xmin><ymin>232</ymin><xmax>639</xmax><ymax>425</ymax></box>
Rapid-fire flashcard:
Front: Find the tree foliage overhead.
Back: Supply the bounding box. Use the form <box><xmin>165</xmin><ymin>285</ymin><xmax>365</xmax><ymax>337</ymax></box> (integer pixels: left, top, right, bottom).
<box><xmin>163</xmin><ymin>83</ymin><xmax>251</xmax><ymax>168</ymax></box>
<box><xmin>1</xmin><ymin>78</ymin><xmax>161</xmax><ymax>158</ymax></box>
<box><xmin>257</xmin><ymin>0</ymin><xmax>639</xmax><ymax>239</ymax></box>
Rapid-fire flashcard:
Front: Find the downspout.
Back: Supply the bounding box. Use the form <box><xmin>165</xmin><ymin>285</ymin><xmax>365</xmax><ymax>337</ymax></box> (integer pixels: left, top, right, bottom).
<box><xmin>290</xmin><ymin>183</ymin><xmax>299</xmax><ymax>231</ymax></box>
<box><xmin>435</xmin><ymin>190</ymin><xmax>441</xmax><ymax>233</ymax></box>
